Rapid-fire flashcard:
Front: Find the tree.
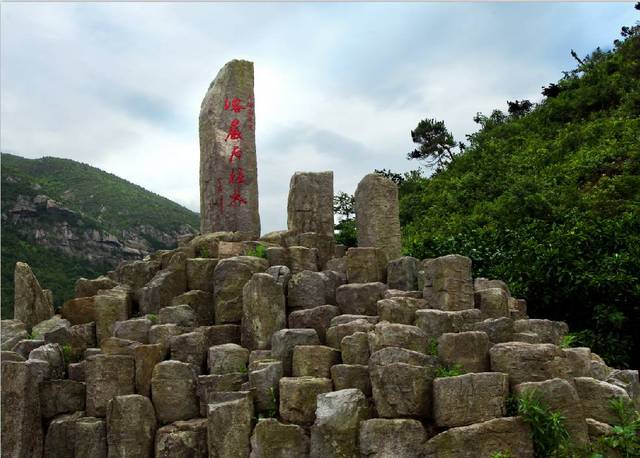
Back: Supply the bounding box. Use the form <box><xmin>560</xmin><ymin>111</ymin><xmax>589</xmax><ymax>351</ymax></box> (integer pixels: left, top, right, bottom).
<box><xmin>407</xmin><ymin>118</ymin><xmax>460</xmax><ymax>170</ymax></box>
<box><xmin>333</xmin><ymin>191</ymin><xmax>357</xmax><ymax>247</ymax></box>
<box><xmin>507</xmin><ymin>100</ymin><xmax>534</xmax><ymax>117</ymax></box>
<box><xmin>374</xmin><ymin>168</ymin><xmax>404</xmax><ymax>186</ymax></box>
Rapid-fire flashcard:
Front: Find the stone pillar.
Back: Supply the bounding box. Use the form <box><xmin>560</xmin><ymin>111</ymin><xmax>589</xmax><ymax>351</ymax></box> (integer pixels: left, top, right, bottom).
<box><xmin>287</xmin><ymin>171</ymin><xmax>334</xmax><ymax>236</ymax></box>
<box><xmin>354</xmin><ymin>174</ymin><xmax>402</xmax><ymax>263</ymax></box>
<box><xmin>199</xmin><ymin>59</ymin><xmax>260</xmax><ymax>238</ymax></box>
<box><xmin>14</xmin><ymin>261</ymin><xmax>54</xmax><ymax>331</ymax></box>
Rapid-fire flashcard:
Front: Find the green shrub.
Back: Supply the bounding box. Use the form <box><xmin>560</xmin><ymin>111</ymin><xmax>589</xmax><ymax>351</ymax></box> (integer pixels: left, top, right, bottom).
<box><xmin>598</xmin><ymin>398</ymin><xmax>640</xmax><ymax>457</ymax></box>
<box><xmin>146</xmin><ymin>314</ymin><xmax>158</xmax><ymax>324</ymax></box>
<box><xmin>435</xmin><ymin>364</ymin><xmax>464</xmax><ymax>378</ymax></box>
<box><xmin>246</xmin><ymin>244</ymin><xmax>267</xmax><ymax>259</ymax></box>
<box><xmin>516</xmin><ymin>389</ymin><xmax>570</xmax><ymax>457</ymax></box>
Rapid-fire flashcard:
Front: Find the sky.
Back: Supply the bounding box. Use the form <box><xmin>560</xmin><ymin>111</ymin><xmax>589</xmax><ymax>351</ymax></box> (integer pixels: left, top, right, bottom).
<box><xmin>1</xmin><ymin>2</ymin><xmax>636</xmax><ymax>234</ymax></box>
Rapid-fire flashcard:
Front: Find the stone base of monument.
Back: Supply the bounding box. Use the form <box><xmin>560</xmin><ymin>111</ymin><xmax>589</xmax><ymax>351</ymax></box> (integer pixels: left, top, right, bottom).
<box><xmin>3</xmin><ymin>225</ymin><xmax>637</xmax><ymax>457</ymax></box>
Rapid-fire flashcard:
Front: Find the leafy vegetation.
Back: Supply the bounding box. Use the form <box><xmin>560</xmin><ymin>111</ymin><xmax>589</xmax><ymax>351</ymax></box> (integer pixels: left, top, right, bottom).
<box><xmin>435</xmin><ymin>364</ymin><xmax>465</xmax><ymax>378</ymax></box>
<box><xmin>333</xmin><ymin>191</ymin><xmax>357</xmax><ymax>247</ymax></box>
<box><xmin>516</xmin><ymin>389</ymin><xmax>571</xmax><ymax>457</ymax></box>
<box><xmin>395</xmin><ymin>15</ymin><xmax>640</xmax><ymax>367</ymax></box>
<box><xmin>597</xmin><ymin>398</ymin><xmax>640</xmax><ymax>457</ymax></box>
<box><xmin>1</xmin><ymin>153</ymin><xmax>199</xmax><ymax>317</ymax></box>
<box><xmin>246</xmin><ymin>244</ymin><xmax>268</xmax><ymax>259</ymax></box>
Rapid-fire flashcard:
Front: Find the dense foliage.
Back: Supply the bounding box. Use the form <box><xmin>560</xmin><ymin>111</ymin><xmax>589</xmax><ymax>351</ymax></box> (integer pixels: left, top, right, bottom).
<box><xmin>399</xmin><ymin>23</ymin><xmax>640</xmax><ymax>367</ymax></box>
<box><xmin>1</xmin><ymin>153</ymin><xmax>200</xmax><ymax>317</ymax></box>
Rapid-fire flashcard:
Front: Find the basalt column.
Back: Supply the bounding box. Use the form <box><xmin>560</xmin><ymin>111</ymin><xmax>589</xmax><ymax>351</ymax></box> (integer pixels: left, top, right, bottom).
<box><xmin>200</xmin><ymin>59</ymin><xmax>260</xmax><ymax>239</ymax></box>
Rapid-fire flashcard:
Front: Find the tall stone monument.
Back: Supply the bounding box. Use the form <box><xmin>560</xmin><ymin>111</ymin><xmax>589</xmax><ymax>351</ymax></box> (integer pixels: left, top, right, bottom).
<box><xmin>199</xmin><ymin>60</ymin><xmax>260</xmax><ymax>239</ymax></box>
<box><xmin>354</xmin><ymin>173</ymin><xmax>402</xmax><ymax>263</ymax></box>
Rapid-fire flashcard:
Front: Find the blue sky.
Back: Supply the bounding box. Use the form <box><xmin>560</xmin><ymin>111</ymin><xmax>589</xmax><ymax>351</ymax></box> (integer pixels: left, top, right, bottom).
<box><xmin>1</xmin><ymin>2</ymin><xmax>636</xmax><ymax>233</ymax></box>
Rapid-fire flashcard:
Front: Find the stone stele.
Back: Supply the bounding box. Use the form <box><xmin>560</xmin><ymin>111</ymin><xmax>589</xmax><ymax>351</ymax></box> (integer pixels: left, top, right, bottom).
<box><xmin>354</xmin><ymin>173</ymin><xmax>402</xmax><ymax>263</ymax></box>
<box><xmin>199</xmin><ymin>59</ymin><xmax>260</xmax><ymax>239</ymax></box>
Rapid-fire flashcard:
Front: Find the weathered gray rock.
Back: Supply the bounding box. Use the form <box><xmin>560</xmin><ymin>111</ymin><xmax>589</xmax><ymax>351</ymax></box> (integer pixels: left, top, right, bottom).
<box><xmin>607</xmin><ymin>369</ymin><xmax>640</xmax><ymax>410</ymax></box>
<box><xmin>265</xmin><ymin>265</ymin><xmax>292</xmax><ymax>292</ymax></box>
<box><xmin>336</xmin><ymin>282</ymin><xmax>387</xmax><ymax>316</ymax></box>
<box><xmin>250</xmin><ymin>418</ymin><xmax>309</xmax><ymax>458</ymax></box>
<box><xmin>329</xmin><ymin>314</ymin><xmax>379</xmax><ymax>327</ymax></box>
<box><xmin>199</xmin><ymin>59</ymin><xmax>260</xmax><ymax>237</ymax></box>
<box><xmin>214</xmin><ymin>256</ymin><xmax>268</xmax><ymax>323</ymax></box>
<box><xmin>85</xmin><ymin>354</ymin><xmax>135</xmax><ymax>417</ymax></box>
<box><xmin>438</xmin><ymin>331</ymin><xmax>490</xmax><ymax>373</ymax></box>
<box><xmin>490</xmin><ymin>342</ymin><xmax>571</xmax><ymax>386</ymax></box>
<box><xmin>340</xmin><ymin>331</ymin><xmax>370</xmax><ymax>365</ymax></box>
<box><xmin>387</xmin><ymin>256</ymin><xmax>419</xmax><ymax>291</ymax></box>
<box><xmin>197</xmin><ymin>372</ymin><xmax>247</xmax><ymax>416</ymax></box>
<box><xmin>14</xmin><ymin>261</ymin><xmax>55</xmax><ymax>330</ymax></box>
<box><xmin>139</xmin><ymin>267</ymin><xmax>187</xmax><ymax>315</ymax></box>
<box><xmin>94</xmin><ymin>286</ymin><xmax>132</xmax><ymax>344</ymax></box>
<box><xmin>475</xmin><ymin>288</ymin><xmax>510</xmax><ymax>318</ymax></box>
<box><xmin>298</xmin><ymin>233</ymin><xmax>336</xmax><ymax>271</ymax></box>
<box><xmin>1</xmin><ymin>350</ymin><xmax>25</xmax><ymax>362</ymax></box>
<box><xmin>207</xmin><ymin>396</ymin><xmax>254</xmax><ymax>458</ymax></box>
<box><xmin>369</xmin><ymin>347</ymin><xmax>437</xmax><ymax>418</ymax></box>
<box><xmin>1</xmin><ymin>361</ymin><xmax>45</xmax><ymax>458</ymax></box>
<box><xmin>32</xmin><ymin>315</ymin><xmax>70</xmax><ymax>339</ymax></box>
<box><xmin>266</xmin><ymin>247</ymin><xmax>290</xmax><ymax>269</ymax></box>
<box><xmin>131</xmin><ymin>343</ymin><xmax>164</xmax><ymax>396</ymax></box>
<box><xmin>474</xmin><ymin>277</ymin><xmax>509</xmax><ymax>294</ymax></box>
<box><xmin>39</xmin><ymin>379</ymin><xmax>85</xmax><ymax>419</ymax></box>
<box><xmin>414</xmin><ymin>308</ymin><xmax>482</xmax><ymax>343</ymax></box>
<box><xmin>279</xmin><ymin>377</ymin><xmax>333</xmax><ymax>426</ymax></box>
<box><xmin>330</xmin><ymin>364</ymin><xmax>371</xmax><ymax>396</ymax></box>
<box><xmin>471</xmin><ymin>317</ymin><xmax>515</xmax><ymax>343</ymax></box>
<box><xmin>29</xmin><ymin>343</ymin><xmax>65</xmax><ymax>379</ymax></box>
<box><xmin>44</xmin><ymin>410</ymin><xmax>85</xmax><ymax>458</ymax></box>
<box><xmin>186</xmin><ymin>258</ymin><xmax>218</xmax><ymax>292</ymax></box>
<box><xmin>424</xmin><ymin>417</ymin><xmax>534</xmax><ymax>458</ymax></box>
<box><xmin>151</xmin><ymin>360</ymin><xmax>199</xmax><ymax>425</ymax></box>
<box><xmin>271</xmin><ymin>328</ymin><xmax>320</xmax><ymax>376</ymax></box>
<box><xmin>310</xmin><ymin>388</ymin><xmax>369</xmax><ymax>458</ymax></box>
<box><xmin>288</xmin><ymin>246</ymin><xmax>319</xmax><ymax>273</ymax></box>
<box><xmin>115</xmin><ymin>259</ymin><xmax>161</xmax><ymax>294</ymax></box>
<box><xmin>434</xmin><ymin>373</ymin><xmax>509</xmax><ymax>427</ymax></box>
<box><xmin>422</xmin><ymin>255</ymin><xmax>474</xmax><ymax>311</ymax></box>
<box><xmin>287</xmin><ymin>270</ymin><xmax>326</xmax><ymax>310</ymax></box>
<box><xmin>170</xmin><ymin>331</ymin><xmax>206</xmax><ymax>374</ymax></box>
<box><xmin>249</xmin><ymin>360</ymin><xmax>282</xmax><ymax>414</ymax></box>
<box><xmin>384</xmin><ymin>289</ymin><xmax>423</xmax><ymax>299</ymax></box>
<box><xmin>242</xmin><ymin>273</ymin><xmax>286</xmax><ymax>350</ymax></box>
<box><xmin>376</xmin><ymin>297</ymin><xmax>426</xmax><ymax>325</ymax></box>
<box><xmin>292</xmin><ymin>345</ymin><xmax>340</xmax><ymax>378</ymax></box>
<box><xmin>11</xmin><ymin>339</ymin><xmax>44</xmax><ymax>359</ymax></box>
<box><xmin>208</xmin><ymin>343</ymin><xmax>249</xmax><ymax>375</ymax></box>
<box><xmin>325</xmin><ymin>257</ymin><xmax>346</xmax><ymax>273</ymax></box>
<box><xmin>287</xmin><ymin>171</ymin><xmax>334</xmax><ymax>238</ymax></box>
<box><xmin>359</xmin><ymin>419</ymin><xmax>426</xmax><ymax>458</ymax></box>
<box><xmin>74</xmin><ymin>416</ymin><xmax>107</xmax><ymax>458</ymax></box>
<box><xmin>514</xmin><ymin>319</ymin><xmax>569</xmax><ymax>346</ymax></box>
<box><xmin>1</xmin><ymin>319</ymin><xmax>28</xmax><ymax>351</ymax></box>
<box><xmin>288</xmin><ymin>305</ymin><xmax>339</xmax><ymax>344</ymax></box>
<box><xmin>197</xmin><ymin>323</ymin><xmax>241</xmax><ymax>347</ymax></box>
<box><xmin>319</xmin><ymin>270</ymin><xmax>346</xmax><ymax>305</ymax></box>
<box><xmin>172</xmin><ymin>290</ymin><xmax>214</xmax><ymax>326</ymax></box>
<box><xmin>113</xmin><ymin>317</ymin><xmax>151</xmax><ymax>343</ymax></box>
<box><xmin>574</xmin><ymin>377</ymin><xmax>633</xmax><ymax>425</ymax></box>
<box><xmin>149</xmin><ymin>323</ymin><xmax>182</xmax><ymax>351</ymax></box>
<box><xmin>155</xmin><ymin>418</ymin><xmax>208</xmax><ymax>458</ymax></box>
<box><xmin>100</xmin><ymin>336</ymin><xmax>141</xmax><ymax>357</ymax></box>
<box><xmin>354</xmin><ymin>174</ymin><xmax>402</xmax><ymax>263</ymax></box>
<box><xmin>159</xmin><ymin>304</ymin><xmax>196</xmax><ymax>328</ymax></box>
<box><xmin>107</xmin><ymin>394</ymin><xmax>157</xmax><ymax>458</ymax></box>
<box><xmin>76</xmin><ymin>275</ymin><xmax>118</xmax><ymax>298</ymax></box>
<box><xmin>326</xmin><ymin>319</ymin><xmax>374</xmax><ymax>350</ymax></box>
<box><xmin>346</xmin><ymin>247</ymin><xmax>386</xmax><ymax>283</ymax></box>
<box><xmin>514</xmin><ymin>378</ymin><xmax>588</xmax><ymax>446</ymax></box>
<box><xmin>368</xmin><ymin>321</ymin><xmax>428</xmax><ymax>354</ymax></box>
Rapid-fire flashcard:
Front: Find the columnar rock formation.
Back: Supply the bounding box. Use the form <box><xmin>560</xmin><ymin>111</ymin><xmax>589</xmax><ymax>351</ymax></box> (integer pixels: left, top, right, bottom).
<box><xmin>199</xmin><ymin>59</ymin><xmax>260</xmax><ymax>238</ymax></box>
<box><xmin>13</xmin><ymin>261</ymin><xmax>54</xmax><ymax>331</ymax></box>
<box><xmin>287</xmin><ymin>171</ymin><xmax>334</xmax><ymax>237</ymax></box>
<box><xmin>354</xmin><ymin>173</ymin><xmax>402</xmax><ymax>263</ymax></box>
<box><xmin>3</xmin><ymin>222</ymin><xmax>637</xmax><ymax>457</ymax></box>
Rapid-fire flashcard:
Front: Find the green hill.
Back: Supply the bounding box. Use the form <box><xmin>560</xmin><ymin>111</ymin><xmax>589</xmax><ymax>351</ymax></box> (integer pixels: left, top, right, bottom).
<box><xmin>398</xmin><ymin>24</ymin><xmax>640</xmax><ymax>367</ymax></box>
<box><xmin>1</xmin><ymin>153</ymin><xmax>199</xmax><ymax>317</ymax></box>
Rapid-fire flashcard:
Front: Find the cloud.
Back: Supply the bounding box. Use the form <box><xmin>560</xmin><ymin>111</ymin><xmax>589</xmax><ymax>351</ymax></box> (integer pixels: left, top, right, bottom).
<box><xmin>1</xmin><ymin>2</ymin><xmax>636</xmax><ymax>233</ymax></box>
